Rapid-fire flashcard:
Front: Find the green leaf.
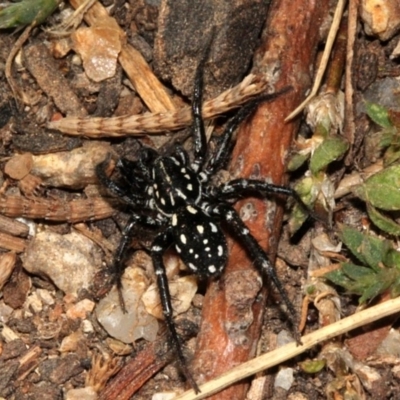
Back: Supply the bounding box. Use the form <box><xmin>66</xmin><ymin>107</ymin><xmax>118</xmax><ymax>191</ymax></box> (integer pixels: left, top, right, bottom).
<box><xmin>342</xmin><ymin>262</ymin><xmax>374</xmax><ymax>280</ymax></box>
<box><xmin>299</xmin><ymin>359</ymin><xmax>326</xmax><ymax>374</ymax></box>
<box><xmin>383</xmin><ymin>146</ymin><xmax>400</xmax><ymax>167</ymax></box>
<box><xmin>339</xmin><ymin>225</ymin><xmax>390</xmax><ymax>271</ymax></box>
<box><xmin>288</xmin><ymin>177</ymin><xmax>316</xmax><ymax>233</ymax></box>
<box><xmin>353</xmin><ymin>165</ymin><xmax>400</xmax><ymax>210</ymax></box>
<box><xmin>383</xmin><ymin>249</ymin><xmax>400</xmax><ymax>269</ymax></box>
<box><xmin>305</xmin><ymin>285</ymin><xmax>317</xmax><ymax>295</ymax></box>
<box><xmin>324</xmin><ymin>262</ymin><xmax>377</xmax><ymax>300</ymax></box>
<box><xmin>310</xmin><ymin>135</ymin><xmax>349</xmax><ymax>175</ymax></box>
<box><xmin>365</xmin><ymin>102</ymin><xmax>392</xmax><ymax>129</ymax></box>
<box><xmin>325</xmin><ymin>263</ymin><xmax>398</xmax><ymax>304</ymax></box>
<box><xmin>390</xmin><ymin>275</ymin><xmax>400</xmax><ymax>298</ymax></box>
<box><xmin>359</xmin><ymin>279</ymin><xmax>391</xmax><ymax>303</ymax></box>
<box><xmin>380</xmin><ymin>130</ymin><xmax>396</xmax><ymax>149</ymax></box>
<box><xmin>288</xmin><ymin>152</ymin><xmax>309</xmax><ymax>172</ymax></box>
<box><xmin>324</xmin><ymin>265</ymin><xmax>357</xmax><ymax>290</ymax></box>
<box><xmin>0</xmin><ymin>0</ymin><xmax>59</xmax><ymax>29</ymax></box>
<box><xmin>325</xmin><ymin>227</ymin><xmax>400</xmax><ymax>303</ymax></box>
<box><xmin>288</xmin><ymin>203</ymin><xmax>308</xmax><ymax>234</ymax></box>
<box><xmin>366</xmin><ymin>203</ymin><xmax>400</xmax><ymax>236</ymax></box>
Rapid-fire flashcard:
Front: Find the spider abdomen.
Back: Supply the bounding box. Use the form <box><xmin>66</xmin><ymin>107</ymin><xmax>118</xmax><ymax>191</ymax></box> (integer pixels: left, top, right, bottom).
<box><xmin>152</xmin><ymin>157</ymin><xmax>201</xmax><ymax>215</ymax></box>
<box><xmin>171</xmin><ymin>205</ymin><xmax>228</xmax><ymax>278</ymax></box>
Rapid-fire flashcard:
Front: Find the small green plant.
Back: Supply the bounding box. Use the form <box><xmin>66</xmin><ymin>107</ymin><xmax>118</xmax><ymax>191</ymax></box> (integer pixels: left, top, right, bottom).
<box><xmin>351</xmin><ymin>103</ymin><xmax>400</xmax><ymax>235</ymax></box>
<box><xmin>0</xmin><ymin>0</ymin><xmax>60</xmax><ymax>29</ymax></box>
<box><xmin>288</xmin><ymin>92</ymin><xmax>348</xmax><ymax>232</ymax></box>
<box><xmin>365</xmin><ymin>102</ymin><xmax>400</xmax><ymax>167</ymax></box>
<box><xmin>325</xmin><ymin>225</ymin><xmax>400</xmax><ymax>303</ymax></box>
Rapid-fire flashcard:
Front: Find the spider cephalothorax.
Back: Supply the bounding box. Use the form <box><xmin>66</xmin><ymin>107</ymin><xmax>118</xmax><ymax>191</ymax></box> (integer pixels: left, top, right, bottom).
<box><xmin>97</xmin><ymin>52</ymin><xmax>304</xmax><ymax>393</ymax></box>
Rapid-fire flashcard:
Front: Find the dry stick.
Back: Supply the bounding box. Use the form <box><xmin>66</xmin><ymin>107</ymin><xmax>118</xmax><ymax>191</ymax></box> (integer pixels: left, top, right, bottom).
<box><xmin>99</xmin><ymin>322</ymin><xmax>198</xmax><ymax>400</ymax></box>
<box><xmin>334</xmin><ymin>161</ymin><xmax>383</xmax><ymax>199</ymax></box>
<box><xmin>191</xmin><ymin>1</ymin><xmax>330</xmax><ymax>399</ymax></box>
<box><xmin>285</xmin><ymin>0</ymin><xmax>347</xmax><ymax>121</ymax></box>
<box><xmin>5</xmin><ymin>23</ymin><xmax>35</xmax><ymax>104</ymax></box>
<box><xmin>68</xmin><ymin>0</ymin><xmax>175</xmax><ymax>114</ymax></box>
<box><xmin>324</xmin><ymin>16</ymin><xmax>348</xmax><ymax>94</ymax></box>
<box><xmin>25</xmin><ymin>42</ymin><xmax>87</xmax><ymax>116</ymax></box>
<box><xmin>99</xmin><ymin>344</ymin><xmax>173</xmax><ymax>400</ymax></box>
<box><xmin>343</xmin><ymin>0</ymin><xmax>359</xmax><ymax>165</ymax></box>
<box><xmin>0</xmin><ymin>232</ymin><xmax>26</xmax><ymax>253</ymax></box>
<box><xmin>47</xmin><ymin>74</ymin><xmax>267</xmax><ymax>136</ymax></box>
<box><xmin>47</xmin><ymin>0</ymin><xmax>97</xmax><ymax>36</ymax></box>
<box><xmin>0</xmin><ymin>214</ymin><xmax>29</xmax><ymax>237</ymax></box>
<box><xmin>175</xmin><ymin>297</ymin><xmax>400</xmax><ymax>400</ymax></box>
<box><xmin>0</xmin><ymin>195</ymin><xmax>116</xmax><ymax>222</ymax></box>
<box><xmin>0</xmin><ymin>252</ymin><xmax>16</xmax><ymax>290</ymax></box>
<box><xmin>16</xmin><ymin>345</ymin><xmax>42</xmax><ymax>381</ymax></box>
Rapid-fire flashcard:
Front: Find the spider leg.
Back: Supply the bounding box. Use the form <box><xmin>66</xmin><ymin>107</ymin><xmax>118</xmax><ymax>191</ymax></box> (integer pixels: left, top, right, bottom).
<box><xmin>204</xmin><ymin>87</ymin><xmax>293</xmax><ymax>176</ymax></box>
<box><xmin>210</xmin><ymin>203</ymin><xmax>300</xmax><ymax>340</ymax></box>
<box><xmin>136</xmin><ymin>146</ymin><xmax>158</xmax><ymax>179</ymax></box>
<box><xmin>191</xmin><ymin>33</ymin><xmax>215</xmax><ymax>172</ymax></box>
<box><xmin>96</xmin><ymin>156</ymin><xmax>147</xmax><ymax>207</ymax></box>
<box><xmin>151</xmin><ymin>228</ymin><xmax>201</xmax><ymax>394</ymax></box>
<box><xmin>117</xmin><ymin>158</ymin><xmax>149</xmax><ymax>186</ymax></box>
<box><xmin>204</xmin><ymin>99</ymin><xmax>261</xmax><ymax>176</ymax></box>
<box><xmin>214</xmin><ymin>178</ymin><xmax>318</xmax><ymax>220</ymax></box>
<box><xmin>190</xmin><ymin>55</ymin><xmax>207</xmax><ymax>172</ymax></box>
<box><xmin>171</xmin><ymin>145</ymin><xmax>190</xmax><ymax>166</ymax></box>
<box><xmin>111</xmin><ymin>213</ymin><xmax>162</xmax><ymax>311</ymax></box>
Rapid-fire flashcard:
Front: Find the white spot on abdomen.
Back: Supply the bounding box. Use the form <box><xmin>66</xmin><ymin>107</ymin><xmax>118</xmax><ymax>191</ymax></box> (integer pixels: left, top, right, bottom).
<box><xmin>210</xmin><ymin>222</ymin><xmax>218</xmax><ymax>232</ymax></box>
<box><xmin>208</xmin><ymin>265</ymin><xmax>217</xmax><ymax>273</ymax></box>
<box><xmin>187</xmin><ymin>205</ymin><xmax>198</xmax><ymax>214</ymax></box>
<box><xmin>188</xmin><ymin>263</ymin><xmax>197</xmax><ymax>271</ymax></box>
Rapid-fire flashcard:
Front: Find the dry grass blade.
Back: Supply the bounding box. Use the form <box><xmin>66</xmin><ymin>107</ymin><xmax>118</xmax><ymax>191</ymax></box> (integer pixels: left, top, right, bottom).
<box><xmin>175</xmin><ymin>297</ymin><xmax>400</xmax><ymax>400</ymax></box>
<box><xmin>47</xmin><ymin>74</ymin><xmax>267</xmax><ymax>137</ymax></box>
<box><xmin>0</xmin><ymin>196</ymin><xmax>116</xmax><ymax>222</ymax></box>
<box><xmin>285</xmin><ymin>0</ymin><xmax>347</xmax><ymax>121</ymax></box>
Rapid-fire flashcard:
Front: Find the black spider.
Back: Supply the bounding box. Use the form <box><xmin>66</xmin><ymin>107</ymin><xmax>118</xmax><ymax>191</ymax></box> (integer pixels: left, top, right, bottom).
<box><xmin>96</xmin><ymin>54</ymin><xmax>309</xmax><ymax>393</ymax></box>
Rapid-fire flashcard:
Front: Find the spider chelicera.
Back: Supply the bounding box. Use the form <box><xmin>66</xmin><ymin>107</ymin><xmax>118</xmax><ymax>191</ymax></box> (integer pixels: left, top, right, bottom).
<box><xmin>96</xmin><ymin>53</ymin><xmax>308</xmax><ymax>393</ymax></box>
